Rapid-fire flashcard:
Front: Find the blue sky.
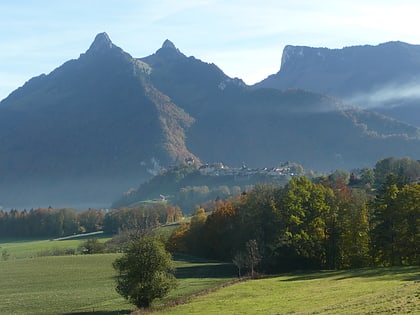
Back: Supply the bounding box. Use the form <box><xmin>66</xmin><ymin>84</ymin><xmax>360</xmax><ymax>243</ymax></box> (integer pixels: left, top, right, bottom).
<box><xmin>1</xmin><ymin>0</ymin><xmax>420</xmax><ymax>100</ymax></box>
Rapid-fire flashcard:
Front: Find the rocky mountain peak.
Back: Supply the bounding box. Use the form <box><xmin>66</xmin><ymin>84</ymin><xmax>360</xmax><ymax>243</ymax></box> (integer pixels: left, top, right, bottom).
<box><xmin>154</xmin><ymin>39</ymin><xmax>185</xmax><ymax>59</ymax></box>
<box><xmin>86</xmin><ymin>32</ymin><xmax>115</xmax><ymax>54</ymax></box>
<box><xmin>162</xmin><ymin>39</ymin><xmax>177</xmax><ymax>50</ymax></box>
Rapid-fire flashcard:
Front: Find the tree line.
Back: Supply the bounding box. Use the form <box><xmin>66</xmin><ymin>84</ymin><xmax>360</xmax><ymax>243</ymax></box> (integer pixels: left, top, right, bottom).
<box><xmin>0</xmin><ymin>208</ymin><xmax>103</xmax><ymax>237</ymax></box>
<box><xmin>0</xmin><ymin>203</ymin><xmax>181</xmax><ymax>238</ymax></box>
<box><xmin>1</xmin><ymin>156</ymin><xmax>418</xmax><ymax>272</ymax></box>
<box><xmin>167</xmin><ymin>157</ymin><xmax>419</xmax><ymax>271</ymax></box>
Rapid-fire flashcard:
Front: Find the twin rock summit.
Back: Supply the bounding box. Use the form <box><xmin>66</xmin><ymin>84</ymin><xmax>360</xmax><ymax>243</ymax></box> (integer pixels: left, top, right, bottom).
<box><xmin>1</xmin><ymin>32</ymin><xmax>419</xmax><ymax>208</ymax></box>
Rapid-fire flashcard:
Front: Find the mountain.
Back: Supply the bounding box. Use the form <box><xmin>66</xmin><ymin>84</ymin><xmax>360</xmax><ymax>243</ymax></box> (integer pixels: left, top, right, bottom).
<box><xmin>256</xmin><ymin>41</ymin><xmax>420</xmax><ymax>127</ymax></box>
<box><xmin>140</xmin><ymin>40</ymin><xmax>420</xmax><ymax>169</ymax></box>
<box><xmin>0</xmin><ymin>33</ymin><xmax>419</xmax><ymax>209</ymax></box>
<box><xmin>0</xmin><ymin>33</ymin><xmax>197</xmax><ymax>208</ymax></box>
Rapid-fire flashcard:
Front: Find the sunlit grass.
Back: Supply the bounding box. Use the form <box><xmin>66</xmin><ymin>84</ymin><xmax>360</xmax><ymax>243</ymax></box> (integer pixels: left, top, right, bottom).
<box><xmin>2</xmin><ymin>239</ymin><xmax>418</xmax><ymax>315</ymax></box>
<box><xmin>0</xmin><ymin>235</ymin><xmax>111</xmax><ymax>259</ymax></box>
<box><xmin>0</xmin><ymin>242</ymin><xmax>236</xmax><ymax>315</ymax></box>
<box><xmin>154</xmin><ymin>266</ymin><xmax>420</xmax><ymax>314</ymax></box>
<box><xmin>0</xmin><ymin>254</ymin><xmax>133</xmax><ymax>315</ymax></box>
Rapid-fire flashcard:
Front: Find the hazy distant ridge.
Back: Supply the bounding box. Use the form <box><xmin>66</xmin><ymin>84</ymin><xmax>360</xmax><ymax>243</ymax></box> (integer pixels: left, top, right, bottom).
<box><xmin>256</xmin><ymin>41</ymin><xmax>420</xmax><ymax>126</ymax></box>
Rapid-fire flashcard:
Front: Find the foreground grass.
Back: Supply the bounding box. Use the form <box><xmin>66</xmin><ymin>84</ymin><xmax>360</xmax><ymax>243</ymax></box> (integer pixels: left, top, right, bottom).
<box><xmin>2</xmin><ymin>238</ymin><xmax>418</xmax><ymax>314</ymax></box>
<box><xmin>155</xmin><ymin>266</ymin><xmax>420</xmax><ymax>314</ymax></box>
<box><xmin>158</xmin><ymin>255</ymin><xmax>236</xmax><ymax>307</ymax></box>
<box><xmin>0</xmin><ymin>254</ymin><xmax>133</xmax><ymax>315</ymax></box>
<box><xmin>0</xmin><ymin>252</ymin><xmax>236</xmax><ymax>315</ymax></box>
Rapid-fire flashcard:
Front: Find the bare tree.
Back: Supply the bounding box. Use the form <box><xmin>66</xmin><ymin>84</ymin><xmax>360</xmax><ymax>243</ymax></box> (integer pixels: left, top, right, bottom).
<box><xmin>246</xmin><ymin>239</ymin><xmax>261</xmax><ymax>278</ymax></box>
<box><xmin>232</xmin><ymin>251</ymin><xmax>247</xmax><ymax>278</ymax></box>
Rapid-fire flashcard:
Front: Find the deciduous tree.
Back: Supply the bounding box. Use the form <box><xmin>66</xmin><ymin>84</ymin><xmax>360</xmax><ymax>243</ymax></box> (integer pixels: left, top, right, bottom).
<box><xmin>113</xmin><ymin>235</ymin><xmax>176</xmax><ymax>308</ymax></box>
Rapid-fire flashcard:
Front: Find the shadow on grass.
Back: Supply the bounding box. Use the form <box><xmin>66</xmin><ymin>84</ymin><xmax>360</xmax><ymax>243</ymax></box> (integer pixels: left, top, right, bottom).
<box><xmin>172</xmin><ymin>253</ymin><xmax>237</xmax><ymax>279</ymax></box>
<box><xmin>173</xmin><ymin>253</ymin><xmax>220</xmax><ymax>263</ymax></box>
<box><xmin>176</xmin><ymin>263</ymin><xmax>236</xmax><ymax>279</ymax></box>
<box><xmin>62</xmin><ymin>310</ymin><xmax>131</xmax><ymax>315</ymax></box>
<box><xmin>279</xmin><ymin>270</ymin><xmax>346</xmax><ymax>281</ymax></box>
<box><xmin>281</xmin><ymin>266</ymin><xmax>420</xmax><ymax>282</ymax></box>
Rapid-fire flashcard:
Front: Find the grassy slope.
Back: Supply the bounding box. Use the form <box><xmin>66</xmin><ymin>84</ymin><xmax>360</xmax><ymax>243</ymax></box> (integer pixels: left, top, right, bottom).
<box><xmin>1</xmin><ymin>238</ymin><xmax>418</xmax><ymax>315</ymax></box>
<box><xmin>0</xmin><ymin>239</ymin><xmax>235</xmax><ymax>315</ymax></box>
<box><xmin>155</xmin><ymin>266</ymin><xmax>420</xmax><ymax>315</ymax></box>
<box><xmin>159</xmin><ymin>256</ymin><xmax>236</xmax><ymax>307</ymax></box>
<box><xmin>0</xmin><ymin>235</ymin><xmax>111</xmax><ymax>259</ymax></box>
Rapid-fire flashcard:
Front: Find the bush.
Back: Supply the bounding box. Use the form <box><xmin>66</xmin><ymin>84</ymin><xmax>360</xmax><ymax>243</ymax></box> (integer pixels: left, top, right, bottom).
<box><xmin>79</xmin><ymin>238</ymin><xmax>105</xmax><ymax>254</ymax></box>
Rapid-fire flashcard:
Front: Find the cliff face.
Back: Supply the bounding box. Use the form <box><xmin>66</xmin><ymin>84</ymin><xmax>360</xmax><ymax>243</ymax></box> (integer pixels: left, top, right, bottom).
<box><xmin>256</xmin><ymin>42</ymin><xmax>420</xmax><ymax>126</ymax></box>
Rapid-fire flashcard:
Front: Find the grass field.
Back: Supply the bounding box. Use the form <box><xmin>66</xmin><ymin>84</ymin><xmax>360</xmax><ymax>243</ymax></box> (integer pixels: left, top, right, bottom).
<box><xmin>0</xmin><ymin>240</ymin><xmax>236</xmax><ymax>315</ymax></box>
<box><xmin>1</xmin><ymin>238</ymin><xmax>419</xmax><ymax>315</ymax></box>
<box><xmin>0</xmin><ymin>254</ymin><xmax>132</xmax><ymax>315</ymax></box>
<box><xmin>0</xmin><ymin>234</ymin><xmax>112</xmax><ymax>259</ymax></box>
<box><xmin>154</xmin><ymin>266</ymin><xmax>420</xmax><ymax>314</ymax></box>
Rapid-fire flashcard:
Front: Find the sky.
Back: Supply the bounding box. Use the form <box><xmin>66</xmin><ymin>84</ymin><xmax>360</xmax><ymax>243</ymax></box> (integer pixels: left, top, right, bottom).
<box><xmin>1</xmin><ymin>0</ymin><xmax>420</xmax><ymax>101</ymax></box>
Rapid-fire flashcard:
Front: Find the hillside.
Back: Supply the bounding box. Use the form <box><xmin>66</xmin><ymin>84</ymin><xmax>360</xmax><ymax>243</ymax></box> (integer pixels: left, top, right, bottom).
<box><xmin>153</xmin><ymin>266</ymin><xmax>420</xmax><ymax>315</ymax></box>
<box><xmin>112</xmin><ymin>163</ymin><xmax>304</xmax><ymax>211</ymax></box>
<box><xmin>256</xmin><ymin>41</ymin><xmax>420</xmax><ymax>127</ymax></box>
<box><xmin>0</xmin><ymin>33</ymin><xmax>197</xmax><ymax>208</ymax></box>
<box><xmin>142</xmin><ymin>41</ymin><xmax>420</xmax><ymax>170</ymax></box>
<box><xmin>0</xmin><ymin>33</ymin><xmax>419</xmax><ymax>208</ymax></box>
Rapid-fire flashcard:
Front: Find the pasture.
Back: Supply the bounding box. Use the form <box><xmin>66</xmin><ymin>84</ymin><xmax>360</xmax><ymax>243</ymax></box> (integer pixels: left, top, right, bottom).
<box><xmin>0</xmin><ymin>254</ymin><xmax>132</xmax><ymax>314</ymax></box>
<box><xmin>1</xmin><ymin>238</ymin><xmax>419</xmax><ymax>315</ymax></box>
<box><xmin>154</xmin><ymin>266</ymin><xmax>420</xmax><ymax>314</ymax></box>
<box><xmin>0</xmin><ymin>239</ymin><xmax>235</xmax><ymax>315</ymax></box>
<box><xmin>0</xmin><ymin>234</ymin><xmax>111</xmax><ymax>259</ymax></box>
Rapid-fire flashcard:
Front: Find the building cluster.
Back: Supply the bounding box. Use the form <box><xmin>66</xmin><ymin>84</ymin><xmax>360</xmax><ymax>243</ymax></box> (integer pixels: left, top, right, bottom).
<box><xmin>198</xmin><ymin>162</ymin><xmax>298</xmax><ymax>178</ymax></box>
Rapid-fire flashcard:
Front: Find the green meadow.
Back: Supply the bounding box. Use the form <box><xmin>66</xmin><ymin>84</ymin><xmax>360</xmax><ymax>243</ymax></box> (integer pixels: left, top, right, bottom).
<box><xmin>0</xmin><ymin>234</ymin><xmax>111</xmax><ymax>259</ymax></box>
<box><xmin>1</xmin><ymin>238</ymin><xmax>419</xmax><ymax>315</ymax></box>
<box><xmin>155</xmin><ymin>266</ymin><xmax>420</xmax><ymax>315</ymax></box>
<box><xmin>0</xmin><ymin>239</ymin><xmax>235</xmax><ymax>315</ymax></box>
<box><xmin>0</xmin><ymin>254</ymin><xmax>132</xmax><ymax>314</ymax></box>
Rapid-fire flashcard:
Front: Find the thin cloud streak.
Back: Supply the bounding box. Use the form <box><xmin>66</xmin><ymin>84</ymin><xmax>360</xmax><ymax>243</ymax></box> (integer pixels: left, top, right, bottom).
<box><xmin>346</xmin><ymin>80</ymin><xmax>420</xmax><ymax>109</ymax></box>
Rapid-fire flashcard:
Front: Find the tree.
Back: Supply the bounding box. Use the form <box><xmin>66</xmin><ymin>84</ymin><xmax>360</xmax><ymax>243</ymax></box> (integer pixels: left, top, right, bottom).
<box><xmin>79</xmin><ymin>238</ymin><xmax>105</xmax><ymax>254</ymax></box>
<box><xmin>113</xmin><ymin>235</ymin><xmax>176</xmax><ymax>308</ymax></box>
<box><xmin>246</xmin><ymin>239</ymin><xmax>261</xmax><ymax>278</ymax></box>
<box><xmin>392</xmin><ymin>183</ymin><xmax>420</xmax><ymax>265</ymax></box>
<box><xmin>186</xmin><ymin>207</ymin><xmax>207</xmax><ymax>255</ymax></box>
<box><xmin>374</xmin><ymin>157</ymin><xmax>420</xmax><ymax>187</ymax></box>
<box><xmin>232</xmin><ymin>251</ymin><xmax>247</xmax><ymax>278</ymax></box>
<box><xmin>78</xmin><ymin>209</ymin><xmax>104</xmax><ymax>232</ymax></box>
<box><xmin>371</xmin><ymin>174</ymin><xmax>403</xmax><ymax>265</ymax></box>
<box><xmin>203</xmin><ymin>199</ymin><xmax>239</xmax><ymax>259</ymax></box>
<box><xmin>281</xmin><ymin>177</ymin><xmax>331</xmax><ymax>269</ymax></box>
<box><xmin>236</xmin><ymin>183</ymin><xmax>282</xmax><ymax>271</ymax></box>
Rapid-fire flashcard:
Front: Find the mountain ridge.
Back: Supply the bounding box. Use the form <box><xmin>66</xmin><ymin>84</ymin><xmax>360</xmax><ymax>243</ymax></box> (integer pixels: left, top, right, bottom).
<box><xmin>0</xmin><ymin>33</ymin><xmax>198</xmax><ymax>208</ymax></box>
<box><xmin>256</xmin><ymin>41</ymin><xmax>420</xmax><ymax>127</ymax></box>
<box><xmin>0</xmin><ymin>33</ymin><xmax>419</xmax><ymax>209</ymax></box>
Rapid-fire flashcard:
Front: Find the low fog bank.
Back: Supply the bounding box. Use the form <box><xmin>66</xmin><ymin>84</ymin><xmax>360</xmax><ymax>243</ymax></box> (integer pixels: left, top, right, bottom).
<box><xmin>345</xmin><ymin>80</ymin><xmax>420</xmax><ymax>127</ymax></box>
<box><xmin>0</xmin><ymin>177</ymin><xmax>146</xmax><ymax>210</ymax></box>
